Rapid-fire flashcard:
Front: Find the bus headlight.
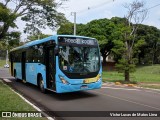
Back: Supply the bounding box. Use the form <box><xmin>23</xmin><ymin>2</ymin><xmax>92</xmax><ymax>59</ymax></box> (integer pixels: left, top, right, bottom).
<box><xmin>96</xmin><ymin>74</ymin><xmax>102</xmax><ymax>81</ymax></box>
<box><xmin>58</xmin><ymin>75</ymin><xmax>69</xmax><ymax>84</ymax></box>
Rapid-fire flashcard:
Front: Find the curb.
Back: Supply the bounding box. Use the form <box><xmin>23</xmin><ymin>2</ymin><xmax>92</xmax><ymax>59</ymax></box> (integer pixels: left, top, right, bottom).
<box><xmin>114</xmin><ymin>82</ymin><xmax>137</xmax><ymax>87</ymax></box>
<box><xmin>103</xmin><ymin>82</ymin><xmax>138</xmax><ymax>87</ymax></box>
<box><xmin>103</xmin><ymin>82</ymin><xmax>160</xmax><ymax>91</ymax></box>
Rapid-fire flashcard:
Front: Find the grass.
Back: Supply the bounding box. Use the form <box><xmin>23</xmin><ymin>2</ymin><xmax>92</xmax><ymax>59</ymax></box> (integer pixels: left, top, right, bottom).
<box><xmin>0</xmin><ymin>59</ymin><xmax>6</xmax><ymax>67</ymax></box>
<box><xmin>102</xmin><ymin>71</ymin><xmax>124</xmax><ymax>82</ymax></box>
<box><xmin>102</xmin><ymin>65</ymin><xmax>160</xmax><ymax>87</ymax></box>
<box><xmin>0</xmin><ymin>80</ymin><xmax>46</xmax><ymax>120</ymax></box>
<box><xmin>132</xmin><ymin>65</ymin><xmax>160</xmax><ymax>83</ymax></box>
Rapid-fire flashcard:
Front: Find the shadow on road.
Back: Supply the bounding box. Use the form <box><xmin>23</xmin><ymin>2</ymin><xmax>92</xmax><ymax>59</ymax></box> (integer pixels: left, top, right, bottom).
<box><xmin>7</xmin><ymin>78</ymin><xmax>98</xmax><ymax>101</ymax></box>
<box><xmin>47</xmin><ymin>90</ymin><xmax>98</xmax><ymax>101</ymax></box>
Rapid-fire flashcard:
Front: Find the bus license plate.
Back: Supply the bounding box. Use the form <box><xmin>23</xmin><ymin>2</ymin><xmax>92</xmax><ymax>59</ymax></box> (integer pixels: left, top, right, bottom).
<box><xmin>84</xmin><ymin>78</ymin><xmax>96</xmax><ymax>83</ymax></box>
<box><xmin>81</xmin><ymin>85</ymin><xmax>88</xmax><ymax>89</ymax></box>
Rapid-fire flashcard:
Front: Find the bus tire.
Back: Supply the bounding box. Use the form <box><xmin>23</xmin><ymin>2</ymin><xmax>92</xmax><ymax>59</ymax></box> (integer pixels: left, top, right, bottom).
<box><xmin>38</xmin><ymin>75</ymin><xmax>46</xmax><ymax>93</ymax></box>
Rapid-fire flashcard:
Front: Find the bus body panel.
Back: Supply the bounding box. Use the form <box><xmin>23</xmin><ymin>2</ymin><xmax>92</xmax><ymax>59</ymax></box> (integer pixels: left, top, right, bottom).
<box><xmin>26</xmin><ymin>63</ymin><xmax>37</xmax><ymax>84</ymax></box>
<box><xmin>25</xmin><ymin>63</ymin><xmax>47</xmax><ymax>87</ymax></box>
<box><xmin>14</xmin><ymin>63</ymin><xmax>22</xmax><ymax>79</ymax></box>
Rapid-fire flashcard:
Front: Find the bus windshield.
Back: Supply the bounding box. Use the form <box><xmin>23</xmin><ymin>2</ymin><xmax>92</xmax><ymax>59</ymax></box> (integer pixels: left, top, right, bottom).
<box><xmin>59</xmin><ymin>45</ymin><xmax>100</xmax><ymax>74</ymax></box>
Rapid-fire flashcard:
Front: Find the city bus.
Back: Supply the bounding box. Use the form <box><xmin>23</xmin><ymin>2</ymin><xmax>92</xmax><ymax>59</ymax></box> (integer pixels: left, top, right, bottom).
<box><xmin>9</xmin><ymin>35</ymin><xmax>102</xmax><ymax>93</ymax></box>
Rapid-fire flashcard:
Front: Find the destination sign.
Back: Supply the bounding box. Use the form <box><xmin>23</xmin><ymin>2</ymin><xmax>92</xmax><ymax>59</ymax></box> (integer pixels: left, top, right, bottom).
<box><xmin>58</xmin><ymin>37</ymin><xmax>98</xmax><ymax>46</ymax></box>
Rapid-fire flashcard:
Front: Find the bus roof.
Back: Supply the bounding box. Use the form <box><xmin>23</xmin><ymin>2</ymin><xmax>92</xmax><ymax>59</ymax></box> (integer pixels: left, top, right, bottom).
<box><xmin>10</xmin><ymin>35</ymin><xmax>96</xmax><ymax>52</ymax></box>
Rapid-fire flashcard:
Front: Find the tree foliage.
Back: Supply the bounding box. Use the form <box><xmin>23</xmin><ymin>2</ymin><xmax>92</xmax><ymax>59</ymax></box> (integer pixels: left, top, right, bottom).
<box><xmin>113</xmin><ymin>0</ymin><xmax>148</xmax><ymax>81</ymax></box>
<box><xmin>0</xmin><ymin>0</ymin><xmax>67</xmax><ymax>40</ymax></box>
<box><xmin>58</xmin><ymin>22</ymin><xmax>74</xmax><ymax>35</ymax></box>
<box><xmin>137</xmin><ymin>25</ymin><xmax>160</xmax><ymax>64</ymax></box>
<box><xmin>0</xmin><ymin>31</ymin><xmax>20</xmax><ymax>49</ymax></box>
<box><xmin>0</xmin><ymin>31</ymin><xmax>20</xmax><ymax>58</ymax></box>
<box><xmin>27</xmin><ymin>33</ymin><xmax>51</xmax><ymax>41</ymax></box>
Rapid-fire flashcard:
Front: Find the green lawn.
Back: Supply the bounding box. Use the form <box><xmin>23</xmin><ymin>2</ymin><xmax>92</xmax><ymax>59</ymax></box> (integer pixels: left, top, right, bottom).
<box><xmin>0</xmin><ymin>60</ymin><xmax>6</xmax><ymax>67</ymax></box>
<box><xmin>0</xmin><ymin>80</ymin><xmax>46</xmax><ymax>120</ymax></box>
<box><xmin>102</xmin><ymin>65</ymin><xmax>160</xmax><ymax>83</ymax></box>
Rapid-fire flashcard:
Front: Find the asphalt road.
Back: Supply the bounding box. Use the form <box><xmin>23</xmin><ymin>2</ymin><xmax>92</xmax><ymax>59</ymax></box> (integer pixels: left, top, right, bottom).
<box><xmin>0</xmin><ymin>68</ymin><xmax>160</xmax><ymax>120</ymax></box>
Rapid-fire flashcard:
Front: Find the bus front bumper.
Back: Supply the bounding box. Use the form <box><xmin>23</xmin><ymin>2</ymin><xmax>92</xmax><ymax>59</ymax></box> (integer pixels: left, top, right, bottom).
<box><xmin>56</xmin><ymin>80</ymin><xmax>102</xmax><ymax>93</ymax></box>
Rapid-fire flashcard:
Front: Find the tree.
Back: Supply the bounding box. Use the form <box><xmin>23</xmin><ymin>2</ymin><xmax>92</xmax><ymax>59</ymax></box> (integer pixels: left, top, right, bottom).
<box><xmin>0</xmin><ymin>31</ymin><xmax>20</xmax><ymax>49</ymax></box>
<box><xmin>57</xmin><ymin>22</ymin><xmax>86</xmax><ymax>35</ymax></box>
<box><xmin>0</xmin><ymin>0</ymin><xmax>67</xmax><ymax>40</ymax></box>
<box><xmin>78</xmin><ymin>19</ymin><xmax>115</xmax><ymax>63</ymax></box>
<box><xmin>57</xmin><ymin>22</ymin><xmax>74</xmax><ymax>35</ymax></box>
<box><xmin>0</xmin><ymin>31</ymin><xmax>20</xmax><ymax>59</ymax></box>
<box><xmin>137</xmin><ymin>25</ymin><xmax>160</xmax><ymax>64</ymax></box>
<box><xmin>112</xmin><ymin>0</ymin><xmax>147</xmax><ymax>82</ymax></box>
<box><xmin>27</xmin><ymin>33</ymin><xmax>51</xmax><ymax>41</ymax></box>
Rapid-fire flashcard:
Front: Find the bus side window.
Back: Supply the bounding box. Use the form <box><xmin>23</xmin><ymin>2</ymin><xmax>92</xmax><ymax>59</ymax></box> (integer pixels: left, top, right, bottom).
<box><xmin>14</xmin><ymin>51</ymin><xmax>21</xmax><ymax>62</ymax></box>
<box><xmin>38</xmin><ymin>45</ymin><xmax>44</xmax><ymax>63</ymax></box>
<box><xmin>36</xmin><ymin>45</ymin><xmax>43</xmax><ymax>63</ymax></box>
<box><xmin>26</xmin><ymin>45</ymin><xmax>43</xmax><ymax>63</ymax></box>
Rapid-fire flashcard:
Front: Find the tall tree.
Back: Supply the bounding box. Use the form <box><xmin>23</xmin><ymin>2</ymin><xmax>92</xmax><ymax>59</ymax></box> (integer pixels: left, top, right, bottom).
<box><xmin>113</xmin><ymin>0</ymin><xmax>147</xmax><ymax>82</ymax></box>
<box><xmin>0</xmin><ymin>0</ymin><xmax>67</xmax><ymax>40</ymax></box>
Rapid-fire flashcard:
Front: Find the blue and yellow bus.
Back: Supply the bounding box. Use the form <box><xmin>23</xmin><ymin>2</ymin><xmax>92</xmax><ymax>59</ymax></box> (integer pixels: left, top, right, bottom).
<box><xmin>9</xmin><ymin>35</ymin><xmax>102</xmax><ymax>93</ymax></box>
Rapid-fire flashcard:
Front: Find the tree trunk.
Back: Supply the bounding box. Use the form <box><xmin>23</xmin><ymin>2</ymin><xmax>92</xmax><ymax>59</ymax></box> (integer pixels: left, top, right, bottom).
<box><xmin>103</xmin><ymin>55</ymin><xmax>107</xmax><ymax>63</ymax></box>
<box><xmin>125</xmin><ymin>70</ymin><xmax>130</xmax><ymax>82</ymax></box>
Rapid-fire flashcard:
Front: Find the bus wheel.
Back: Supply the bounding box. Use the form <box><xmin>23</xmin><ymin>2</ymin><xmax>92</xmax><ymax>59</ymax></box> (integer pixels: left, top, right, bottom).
<box><xmin>39</xmin><ymin>75</ymin><xmax>46</xmax><ymax>93</ymax></box>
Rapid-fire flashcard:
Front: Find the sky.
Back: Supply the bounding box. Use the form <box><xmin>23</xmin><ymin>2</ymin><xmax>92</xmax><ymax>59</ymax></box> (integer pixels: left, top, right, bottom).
<box><xmin>13</xmin><ymin>0</ymin><xmax>160</xmax><ymax>40</ymax></box>
<box><xmin>60</xmin><ymin>0</ymin><xmax>160</xmax><ymax>26</ymax></box>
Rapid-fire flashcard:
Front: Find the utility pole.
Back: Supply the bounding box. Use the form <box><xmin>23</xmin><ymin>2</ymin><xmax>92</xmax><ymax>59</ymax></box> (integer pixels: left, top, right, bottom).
<box><xmin>71</xmin><ymin>12</ymin><xmax>76</xmax><ymax>35</ymax></box>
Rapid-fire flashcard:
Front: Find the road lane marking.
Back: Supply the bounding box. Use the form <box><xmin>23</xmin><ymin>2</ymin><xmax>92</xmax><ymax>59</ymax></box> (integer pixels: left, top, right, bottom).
<box><xmin>2</xmin><ymin>79</ymin><xmax>55</xmax><ymax>120</ymax></box>
<box><xmin>101</xmin><ymin>86</ymin><xmax>141</xmax><ymax>91</ymax></box>
<box><xmin>143</xmin><ymin>90</ymin><xmax>160</xmax><ymax>95</ymax></box>
<box><xmin>3</xmin><ymin>79</ymin><xmax>12</xmax><ymax>82</ymax></box>
<box><xmin>93</xmin><ymin>91</ymin><xmax>160</xmax><ymax>111</ymax></box>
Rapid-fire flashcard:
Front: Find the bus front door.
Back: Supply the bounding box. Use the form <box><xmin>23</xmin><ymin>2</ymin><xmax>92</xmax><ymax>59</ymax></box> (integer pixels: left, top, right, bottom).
<box><xmin>46</xmin><ymin>47</ymin><xmax>56</xmax><ymax>91</ymax></box>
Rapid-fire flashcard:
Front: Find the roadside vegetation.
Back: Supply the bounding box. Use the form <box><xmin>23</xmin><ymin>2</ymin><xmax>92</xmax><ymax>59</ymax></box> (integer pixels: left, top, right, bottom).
<box><xmin>0</xmin><ymin>60</ymin><xmax>6</xmax><ymax>67</ymax></box>
<box><xmin>0</xmin><ymin>80</ymin><xmax>46</xmax><ymax>120</ymax></box>
<box><xmin>102</xmin><ymin>64</ymin><xmax>160</xmax><ymax>89</ymax></box>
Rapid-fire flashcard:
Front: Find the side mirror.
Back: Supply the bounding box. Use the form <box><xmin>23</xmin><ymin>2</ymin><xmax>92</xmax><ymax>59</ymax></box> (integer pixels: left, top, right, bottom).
<box><xmin>54</xmin><ymin>46</ymin><xmax>59</xmax><ymax>56</ymax></box>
